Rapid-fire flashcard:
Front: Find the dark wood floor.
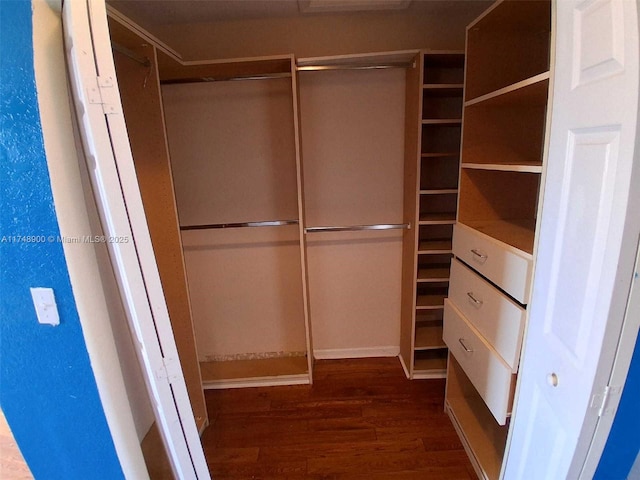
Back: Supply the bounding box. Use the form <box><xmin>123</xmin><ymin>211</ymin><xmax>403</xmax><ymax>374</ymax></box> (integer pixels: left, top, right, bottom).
<box><xmin>202</xmin><ymin>357</ymin><xmax>476</xmax><ymax>479</ymax></box>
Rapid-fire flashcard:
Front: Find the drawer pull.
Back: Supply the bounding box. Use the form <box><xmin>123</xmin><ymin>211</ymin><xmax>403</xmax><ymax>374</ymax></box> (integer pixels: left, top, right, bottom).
<box><xmin>466</xmin><ymin>291</ymin><xmax>483</xmax><ymax>307</ymax></box>
<box><xmin>470</xmin><ymin>249</ymin><xmax>488</xmax><ymax>261</ymax></box>
<box><xmin>547</xmin><ymin>373</ymin><xmax>559</xmax><ymax>387</ymax></box>
<box><xmin>458</xmin><ymin>338</ymin><xmax>473</xmax><ymax>353</ymax></box>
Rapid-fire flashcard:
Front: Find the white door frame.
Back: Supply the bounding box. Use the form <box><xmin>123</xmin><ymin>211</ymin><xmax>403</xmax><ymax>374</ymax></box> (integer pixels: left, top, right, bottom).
<box><xmin>62</xmin><ymin>0</ymin><xmax>210</xmax><ymax>478</ymax></box>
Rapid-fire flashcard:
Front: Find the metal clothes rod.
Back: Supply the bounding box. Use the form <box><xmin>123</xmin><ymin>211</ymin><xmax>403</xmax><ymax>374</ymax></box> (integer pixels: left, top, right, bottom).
<box><xmin>162</xmin><ymin>72</ymin><xmax>292</xmax><ymax>85</ymax></box>
<box><xmin>180</xmin><ymin>219</ymin><xmax>299</xmax><ymax>231</ymax></box>
<box><xmin>112</xmin><ymin>42</ymin><xmax>151</xmax><ymax>67</ymax></box>
<box><xmin>305</xmin><ymin>223</ymin><xmax>410</xmax><ymax>233</ymax></box>
<box><xmin>297</xmin><ymin>62</ymin><xmax>413</xmax><ymax>72</ymax></box>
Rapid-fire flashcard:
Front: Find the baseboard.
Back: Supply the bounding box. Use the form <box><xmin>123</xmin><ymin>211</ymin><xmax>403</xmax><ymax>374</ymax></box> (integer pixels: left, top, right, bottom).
<box><xmin>398</xmin><ymin>353</ymin><xmax>411</xmax><ymax>379</ymax></box>
<box><xmin>313</xmin><ymin>346</ymin><xmax>400</xmax><ymax>360</ymax></box>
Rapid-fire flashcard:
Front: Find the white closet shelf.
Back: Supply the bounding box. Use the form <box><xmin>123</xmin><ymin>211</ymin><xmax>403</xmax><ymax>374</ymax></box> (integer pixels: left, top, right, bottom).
<box><xmin>464</xmin><ymin>72</ymin><xmax>549</xmax><ymax>108</ymax></box>
<box><xmin>159</xmin><ymin>54</ymin><xmax>294</xmax><ymax>84</ymax></box>
<box><xmin>417</xmin><ymin>265</ymin><xmax>451</xmax><ymax>282</ymax></box>
<box><xmin>419</xmin><ymin>212</ymin><xmax>456</xmax><ymax>225</ymax></box>
<box><xmin>297</xmin><ymin>50</ymin><xmax>419</xmax><ymax>71</ymax></box>
<box><xmin>416</xmin><ymin>294</ymin><xmax>446</xmax><ymax>309</ymax></box>
<box><xmin>461</xmin><ymin>144</ymin><xmax>543</xmax><ymax>173</ymax></box>
<box><xmin>461</xmin><ymin>162</ymin><xmax>542</xmax><ymax>174</ymax></box>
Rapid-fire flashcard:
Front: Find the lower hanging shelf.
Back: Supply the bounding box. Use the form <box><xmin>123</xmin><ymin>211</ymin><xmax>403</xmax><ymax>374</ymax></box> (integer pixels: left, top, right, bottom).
<box><xmin>199</xmin><ymin>356</ymin><xmax>310</xmax><ymax>389</ymax></box>
<box><xmin>445</xmin><ymin>354</ymin><xmax>509</xmax><ymax>480</ymax></box>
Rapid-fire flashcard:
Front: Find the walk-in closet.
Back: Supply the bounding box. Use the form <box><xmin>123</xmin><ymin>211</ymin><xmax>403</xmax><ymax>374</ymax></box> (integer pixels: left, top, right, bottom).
<box><xmin>98</xmin><ymin>0</ymin><xmax>555</xmax><ymax>477</ymax></box>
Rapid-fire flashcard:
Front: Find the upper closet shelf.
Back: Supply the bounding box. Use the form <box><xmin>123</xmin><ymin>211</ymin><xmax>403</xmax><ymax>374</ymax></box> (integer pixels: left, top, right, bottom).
<box><xmin>158</xmin><ymin>54</ymin><xmax>294</xmax><ymax>84</ymax></box>
<box><xmin>465</xmin><ymin>72</ymin><xmax>549</xmax><ymax>107</ymax></box>
<box><xmin>460</xmin><ymin>143</ymin><xmax>544</xmax><ymax>173</ymax></box>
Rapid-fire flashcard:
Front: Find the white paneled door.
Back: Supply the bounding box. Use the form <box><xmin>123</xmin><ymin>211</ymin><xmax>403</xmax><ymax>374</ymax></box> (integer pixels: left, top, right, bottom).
<box><xmin>505</xmin><ymin>1</ymin><xmax>639</xmax><ymax>478</ymax></box>
<box><xmin>62</xmin><ymin>0</ymin><xmax>209</xmax><ymax>478</ymax></box>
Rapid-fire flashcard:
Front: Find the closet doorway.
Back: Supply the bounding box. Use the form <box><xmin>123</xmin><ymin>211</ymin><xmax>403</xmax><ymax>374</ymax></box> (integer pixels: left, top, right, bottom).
<box><xmin>65</xmin><ymin>1</ymin><xmax>640</xmax><ymax>479</ymax></box>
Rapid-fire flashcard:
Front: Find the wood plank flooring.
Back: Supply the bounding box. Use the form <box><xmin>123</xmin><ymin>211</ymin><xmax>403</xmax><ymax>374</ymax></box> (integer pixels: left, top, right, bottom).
<box><xmin>202</xmin><ymin>357</ymin><xmax>475</xmax><ymax>479</ymax></box>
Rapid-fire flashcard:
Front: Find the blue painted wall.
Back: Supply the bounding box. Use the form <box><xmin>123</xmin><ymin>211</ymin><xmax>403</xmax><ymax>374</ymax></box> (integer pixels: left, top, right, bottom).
<box><xmin>0</xmin><ymin>1</ymin><xmax>123</xmax><ymax>478</ymax></box>
<box><xmin>595</xmin><ymin>329</ymin><xmax>640</xmax><ymax>479</ymax></box>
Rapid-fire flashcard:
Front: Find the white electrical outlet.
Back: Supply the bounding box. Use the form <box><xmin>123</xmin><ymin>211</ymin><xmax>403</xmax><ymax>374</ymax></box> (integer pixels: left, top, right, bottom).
<box><xmin>30</xmin><ymin>287</ymin><xmax>60</xmax><ymax>326</ymax></box>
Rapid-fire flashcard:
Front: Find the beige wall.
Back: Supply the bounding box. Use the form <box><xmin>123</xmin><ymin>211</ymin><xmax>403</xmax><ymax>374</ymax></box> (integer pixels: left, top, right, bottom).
<box><xmin>301</xmin><ymin>68</ymin><xmax>406</xmax><ymax>355</ymax></box>
<box><xmin>141</xmin><ymin>5</ymin><xmax>487</xmax><ymax>61</ymax></box>
<box><xmin>163</xmin><ymin>78</ymin><xmax>308</xmax><ymax>360</ymax></box>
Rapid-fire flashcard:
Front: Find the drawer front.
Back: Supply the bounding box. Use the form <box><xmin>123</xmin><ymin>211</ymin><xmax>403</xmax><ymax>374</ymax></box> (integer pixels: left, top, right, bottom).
<box><xmin>449</xmin><ymin>259</ymin><xmax>526</xmax><ymax>371</ymax></box>
<box><xmin>443</xmin><ymin>299</ymin><xmax>514</xmax><ymax>425</ymax></box>
<box><xmin>453</xmin><ymin>223</ymin><xmax>532</xmax><ymax>304</ymax></box>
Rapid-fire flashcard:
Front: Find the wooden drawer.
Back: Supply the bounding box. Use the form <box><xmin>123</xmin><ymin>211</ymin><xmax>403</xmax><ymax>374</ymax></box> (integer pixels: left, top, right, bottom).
<box><xmin>443</xmin><ymin>299</ymin><xmax>515</xmax><ymax>425</ymax></box>
<box><xmin>453</xmin><ymin>223</ymin><xmax>532</xmax><ymax>304</ymax></box>
<box><xmin>449</xmin><ymin>259</ymin><xmax>525</xmax><ymax>372</ymax></box>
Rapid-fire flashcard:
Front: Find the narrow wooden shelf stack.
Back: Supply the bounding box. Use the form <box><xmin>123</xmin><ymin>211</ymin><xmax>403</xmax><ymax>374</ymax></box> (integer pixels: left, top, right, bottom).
<box><xmin>444</xmin><ymin>1</ymin><xmax>552</xmax><ymax>479</ymax></box>
<box><xmin>400</xmin><ymin>51</ymin><xmax>465</xmax><ymax>380</ymax></box>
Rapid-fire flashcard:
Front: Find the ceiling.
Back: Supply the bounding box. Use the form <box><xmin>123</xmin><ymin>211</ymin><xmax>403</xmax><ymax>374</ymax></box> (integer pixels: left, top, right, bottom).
<box><xmin>107</xmin><ymin>0</ymin><xmax>490</xmax><ymax>28</ymax></box>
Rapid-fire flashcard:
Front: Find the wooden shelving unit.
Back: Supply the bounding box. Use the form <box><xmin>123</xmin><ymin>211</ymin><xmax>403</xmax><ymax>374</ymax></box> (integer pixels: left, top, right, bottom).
<box><xmin>160</xmin><ymin>55</ymin><xmax>315</xmax><ymax>389</ymax></box>
<box><xmin>400</xmin><ymin>51</ymin><xmax>465</xmax><ymax>380</ymax></box>
<box><xmin>445</xmin><ymin>1</ymin><xmax>552</xmax><ymax>478</ymax></box>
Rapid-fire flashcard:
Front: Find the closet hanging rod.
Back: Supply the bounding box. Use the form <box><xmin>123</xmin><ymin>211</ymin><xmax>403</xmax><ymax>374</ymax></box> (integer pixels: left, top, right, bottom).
<box><xmin>111</xmin><ymin>42</ymin><xmax>151</xmax><ymax>67</ymax></box>
<box><xmin>162</xmin><ymin>72</ymin><xmax>292</xmax><ymax>85</ymax></box>
<box><xmin>180</xmin><ymin>219</ymin><xmax>299</xmax><ymax>231</ymax></box>
<box><xmin>297</xmin><ymin>62</ymin><xmax>413</xmax><ymax>72</ymax></box>
<box><xmin>305</xmin><ymin>223</ymin><xmax>410</xmax><ymax>233</ymax></box>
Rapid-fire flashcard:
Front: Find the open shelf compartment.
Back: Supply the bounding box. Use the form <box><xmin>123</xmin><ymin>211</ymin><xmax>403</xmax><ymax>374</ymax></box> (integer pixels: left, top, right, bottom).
<box><xmin>414</xmin><ymin>348</ymin><xmax>448</xmax><ymax>375</ymax></box>
<box><xmin>420</xmin><ymin>155</ymin><xmax>460</xmax><ymax>191</ymax></box>
<box><xmin>458</xmin><ymin>169</ymin><xmax>540</xmax><ymax>254</ymax></box>
<box><xmin>423</xmin><ymin>52</ymin><xmax>465</xmax><ymax>84</ymax></box>
<box><xmin>446</xmin><ymin>354</ymin><xmax>509</xmax><ymax>480</ymax></box>
<box><xmin>464</xmin><ymin>0</ymin><xmax>552</xmax><ymax>101</ymax></box>
<box><xmin>461</xmin><ymin>75</ymin><xmax>549</xmax><ymax>172</ymax></box>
